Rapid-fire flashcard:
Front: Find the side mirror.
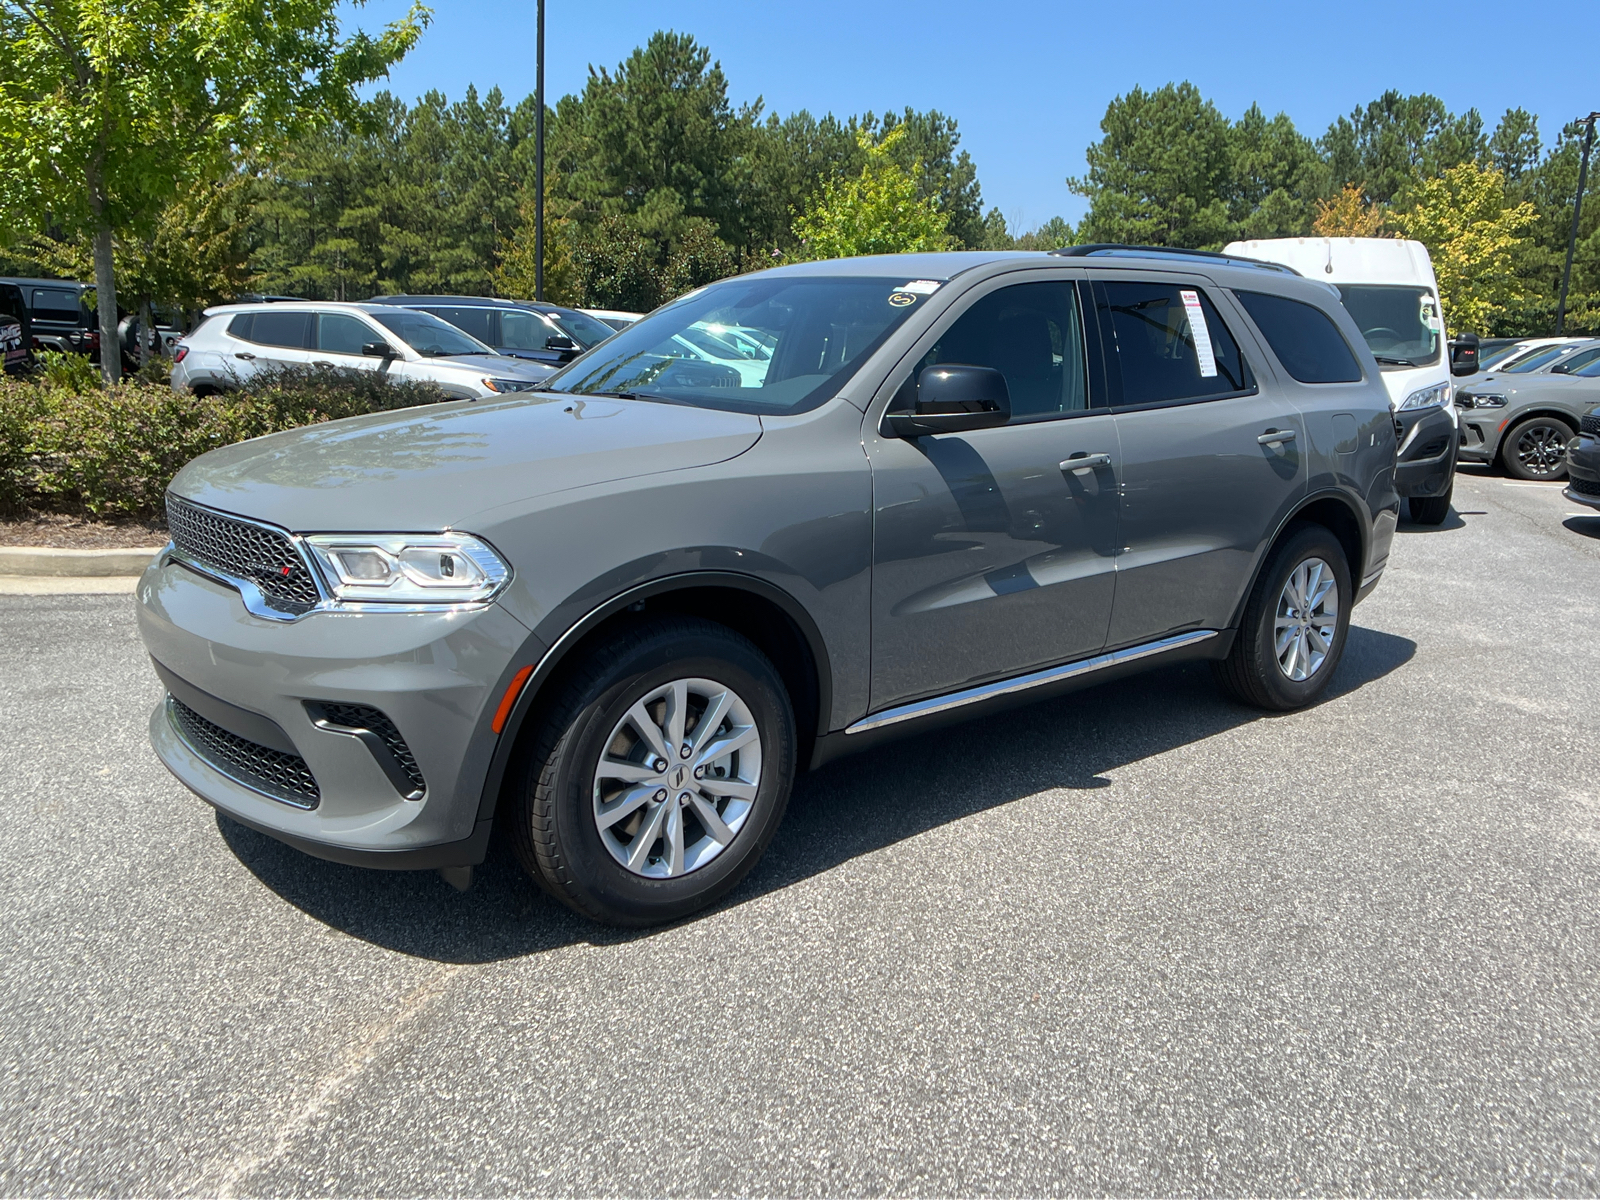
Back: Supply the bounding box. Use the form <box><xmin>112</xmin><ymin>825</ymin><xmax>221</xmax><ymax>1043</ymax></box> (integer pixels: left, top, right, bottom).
<box><xmin>361</xmin><ymin>341</ymin><xmax>395</xmax><ymax>359</ymax></box>
<box><xmin>545</xmin><ymin>334</ymin><xmax>579</xmax><ymax>362</ymax></box>
<box><xmin>1449</xmin><ymin>332</ymin><xmax>1480</xmax><ymax>377</ymax></box>
<box><xmin>885</xmin><ymin>364</ymin><xmax>1011</xmax><ymax>437</ymax></box>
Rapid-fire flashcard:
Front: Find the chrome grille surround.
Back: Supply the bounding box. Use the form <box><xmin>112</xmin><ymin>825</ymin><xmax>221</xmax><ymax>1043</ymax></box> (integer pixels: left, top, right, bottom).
<box><xmin>165</xmin><ymin>494</ymin><xmax>323</xmax><ymax>616</ymax></box>
<box><xmin>167</xmin><ymin>695</ymin><xmax>321</xmax><ymax>808</ymax></box>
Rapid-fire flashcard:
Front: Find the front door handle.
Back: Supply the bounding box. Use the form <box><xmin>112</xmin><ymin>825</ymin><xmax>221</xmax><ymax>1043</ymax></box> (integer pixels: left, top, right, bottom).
<box><xmin>1258</xmin><ymin>429</ymin><xmax>1296</xmax><ymax>446</ymax></box>
<box><xmin>1060</xmin><ymin>452</ymin><xmax>1113</xmax><ymax>474</ymax></box>
<box><xmin>234</xmin><ymin>351</ymin><xmax>255</xmax><ymax>361</ymax></box>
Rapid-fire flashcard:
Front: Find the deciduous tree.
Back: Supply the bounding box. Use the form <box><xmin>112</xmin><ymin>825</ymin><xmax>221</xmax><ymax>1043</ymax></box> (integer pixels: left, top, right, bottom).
<box><xmin>789</xmin><ymin>128</ymin><xmax>952</xmax><ymax>261</ymax></box>
<box><xmin>0</xmin><ymin>0</ymin><xmax>425</xmax><ymax>380</ymax></box>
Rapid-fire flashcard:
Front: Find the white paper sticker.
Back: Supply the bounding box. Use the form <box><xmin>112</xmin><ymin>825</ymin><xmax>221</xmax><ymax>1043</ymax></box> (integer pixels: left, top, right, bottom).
<box><xmin>1180</xmin><ymin>289</ymin><xmax>1218</xmax><ymax>378</ymax></box>
<box><xmin>898</xmin><ymin>279</ymin><xmax>941</xmax><ymax>294</ymax></box>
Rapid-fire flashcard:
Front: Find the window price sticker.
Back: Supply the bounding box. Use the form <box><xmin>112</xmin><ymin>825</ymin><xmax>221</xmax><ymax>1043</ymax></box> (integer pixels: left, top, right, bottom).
<box><xmin>1180</xmin><ymin>289</ymin><xmax>1218</xmax><ymax>377</ymax></box>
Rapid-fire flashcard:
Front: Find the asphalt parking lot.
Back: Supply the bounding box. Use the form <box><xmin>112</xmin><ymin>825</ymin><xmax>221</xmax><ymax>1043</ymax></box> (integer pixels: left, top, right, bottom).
<box><xmin>2</xmin><ymin>468</ymin><xmax>1598</xmax><ymax>1196</ymax></box>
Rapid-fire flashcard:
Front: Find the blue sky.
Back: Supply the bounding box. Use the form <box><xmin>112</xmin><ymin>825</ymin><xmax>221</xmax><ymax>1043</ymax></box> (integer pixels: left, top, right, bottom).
<box><xmin>348</xmin><ymin>0</ymin><xmax>1598</xmax><ymax>231</ymax></box>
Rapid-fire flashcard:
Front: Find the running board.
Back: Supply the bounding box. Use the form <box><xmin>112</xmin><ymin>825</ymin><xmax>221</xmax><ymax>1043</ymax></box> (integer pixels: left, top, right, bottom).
<box><xmin>844</xmin><ymin>629</ymin><xmax>1220</xmax><ymax>735</ymax></box>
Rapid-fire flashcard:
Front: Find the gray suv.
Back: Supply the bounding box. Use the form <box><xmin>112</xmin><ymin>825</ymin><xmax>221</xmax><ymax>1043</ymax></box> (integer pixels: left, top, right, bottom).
<box><xmin>137</xmin><ymin>250</ymin><xmax>1400</xmax><ymax>926</ymax></box>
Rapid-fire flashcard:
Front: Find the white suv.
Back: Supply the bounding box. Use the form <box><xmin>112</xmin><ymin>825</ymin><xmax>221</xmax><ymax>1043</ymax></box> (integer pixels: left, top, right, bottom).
<box><xmin>171</xmin><ymin>302</ymin><xmax>556</xmax><ymax>400</ymax></box>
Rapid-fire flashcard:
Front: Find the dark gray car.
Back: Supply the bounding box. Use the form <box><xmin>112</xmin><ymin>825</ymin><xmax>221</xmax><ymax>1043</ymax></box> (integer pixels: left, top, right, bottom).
<box><xmin>137</xmin><ymin>249</ymin><xmax>1400</xmax><ymax>925</ymax></box>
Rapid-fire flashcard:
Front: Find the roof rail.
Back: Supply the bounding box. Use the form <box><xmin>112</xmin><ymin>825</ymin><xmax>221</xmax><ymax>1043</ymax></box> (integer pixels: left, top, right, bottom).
<box><xmin>1049</xmin><ymin>244</ymin><xmax>1301</xmax><ymax>276</ymax></box>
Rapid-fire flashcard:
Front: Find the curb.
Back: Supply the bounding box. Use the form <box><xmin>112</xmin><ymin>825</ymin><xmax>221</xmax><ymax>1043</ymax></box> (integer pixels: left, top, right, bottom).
<box><xmin>0</xmin><ymin>545</ymin><xmax>162</xmax><ymax>577</ymax></box>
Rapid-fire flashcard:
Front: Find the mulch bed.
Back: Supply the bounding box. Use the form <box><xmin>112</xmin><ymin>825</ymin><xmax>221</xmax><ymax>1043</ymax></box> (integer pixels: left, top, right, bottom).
<box><xmin>0</xmin><ymin>513</ymin><xmax>169</xmax><ymax>549</ymax></box>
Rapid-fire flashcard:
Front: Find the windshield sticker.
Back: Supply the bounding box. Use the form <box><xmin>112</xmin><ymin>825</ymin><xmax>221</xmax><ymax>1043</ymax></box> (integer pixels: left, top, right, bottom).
<box><xmin>888</xmin><ymin>291</ymin><xmax>918</xmax><ymax>307</ymax></box>
<box><xmin>1180</xmin><ymin>289</ymin><xmax>1218</xmax><ymax>377</ymax></box>
<box><xmin>1420</xmin><ymin>298</ymin><xmax>1440</xmax><ymax>330</ymax></box>
<box><xmin>898</xmin><ymin>280</ymin><xmax>941</xmax><ymax>294</ymax></box>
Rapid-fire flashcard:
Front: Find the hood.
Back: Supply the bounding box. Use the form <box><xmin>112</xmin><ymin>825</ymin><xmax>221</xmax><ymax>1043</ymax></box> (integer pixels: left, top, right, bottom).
<box><xmin>428</xmin><ymin>353</ymin><xmax>554</xmax><ymax>377</ymax></box>
<box><xmin>168</xmin><ymin>394</ymin><xmax>763</xmax><ymax>533</ymax></box>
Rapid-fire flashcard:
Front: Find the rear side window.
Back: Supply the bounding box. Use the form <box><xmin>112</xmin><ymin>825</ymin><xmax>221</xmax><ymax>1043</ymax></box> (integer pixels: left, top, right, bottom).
<box><xmin>231</xmin><ymin>310</ymin><xmax>311</xmax><ymax>349</ymax></box>
<box><xmin>1098</xmin><ymin>281</ymin><xmax>1252</xmax><ymax>406</ymax></box>
<box><xmin>31</xmin><ymin>288</ymin><xmax>83</xmax><ymax>322</ymax></box>
<box><xmin>1234</xmin><ymin>290</ymin><xmax>1362</xmax><ymax>384</ymax></box>
<box><xmin>419</xmin><ymin>306</ymin><xmax>495</xmax><ymax>344</ymax></box>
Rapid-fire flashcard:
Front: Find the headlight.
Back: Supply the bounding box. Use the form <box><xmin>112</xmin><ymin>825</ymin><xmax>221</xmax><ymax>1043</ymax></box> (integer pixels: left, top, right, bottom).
<box><xmin>303</xmin><ymin>533</ymin><xmax>510</xmax><ymax>605</ymax></box>
<box><xmin>482</xmin><ymin>377</ymin><xmax>541</xmax><ymax>393</ymax></box>
<box><xmin>1399</xmin><ymin>382</ymin><xmax>1451</xmax><ymax>410</ymax></box>
<box><xmin>1467</xmin><ymin>393</ymin><xmax>1506</xmax><ymax>409</ymax></box>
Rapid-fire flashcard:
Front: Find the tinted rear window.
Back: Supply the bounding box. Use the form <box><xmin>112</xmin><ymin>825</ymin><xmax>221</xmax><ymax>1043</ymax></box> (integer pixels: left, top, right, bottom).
<box><xmin>31</xmin><ymin>288</ymin><xmax>84</xmax><ymax>322</ymax></box>
<box><xmin>229</xmin><ymin>310</ymin><xmax>311</xmax><ymax>348</ymax></box>
<box><xmin>1234</xmin><ymin>290</ymin><xmax>1363</xmax><ymax>384</ymax></box>
<box><xmin>417</xmin><ymin>306</ymin><xmax>495</xmax><ymax>344</ymax></box>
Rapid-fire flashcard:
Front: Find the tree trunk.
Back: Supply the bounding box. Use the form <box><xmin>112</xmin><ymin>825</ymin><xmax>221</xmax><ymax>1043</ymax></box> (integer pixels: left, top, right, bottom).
<box><xmin>139</xmin><ymin>297</ymin><xmax>153</xmax><ymax>369</ymax></box>
<box><xmin>90</xmin><ymin>223</ymin><xmax>120</xmax><ymax>385</ymax></box>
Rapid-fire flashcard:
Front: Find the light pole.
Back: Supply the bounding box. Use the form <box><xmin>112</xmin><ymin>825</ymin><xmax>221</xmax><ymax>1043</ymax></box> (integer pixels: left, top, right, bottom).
<box><xmin>1555</xmin><ymin>111</ymin><xmax>1599</xmax><ymax>335</ymax></box>
<box><xmin>534</xmin><ymin>0</ymin><xmax>545</xmax><ymax>302</ymax></box>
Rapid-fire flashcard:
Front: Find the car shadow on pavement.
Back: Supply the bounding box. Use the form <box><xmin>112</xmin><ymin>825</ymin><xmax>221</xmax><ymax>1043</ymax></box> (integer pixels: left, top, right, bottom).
<box><xmin>1564</xmin><ymin>515</ymin><xmax>1600</xmax><ymax>539</ymax></box>
<box><xmin>1398</xmin><ymin>508</ymin><xmax>1467</xmax><ymax>533</ymax></box>
<box><xmin>219</xmin><ymin>625</ymin><xmax>1416</xmax><ymax>963</ymax></box>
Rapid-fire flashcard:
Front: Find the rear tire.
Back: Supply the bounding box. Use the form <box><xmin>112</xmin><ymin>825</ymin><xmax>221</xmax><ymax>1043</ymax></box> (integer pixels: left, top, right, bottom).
<box><xmin>1215</xmin><ymin>524</ymin><xmax>1352</xmax><ymax>711</ymax></box>
<box><xmin>1408</xmin><ymin>482</ymin><xmax>1452</xmax><ymax>526</ymax></box>
<box><xmin>1500</xmin><ymin>416</ymin><xmax>1573</xmax><ymax>480</ymax></box>
<box><xmin>507</xmin><ymin>618</ymin><xmax>795</xmax><ymax>927</ymax></box>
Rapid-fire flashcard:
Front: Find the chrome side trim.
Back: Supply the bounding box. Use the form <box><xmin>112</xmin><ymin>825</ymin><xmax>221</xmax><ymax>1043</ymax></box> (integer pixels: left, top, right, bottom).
<box><xmin>844</xmin><ymin>629</ymin><xmax>1219</xmax><ymax>735</ymax></box>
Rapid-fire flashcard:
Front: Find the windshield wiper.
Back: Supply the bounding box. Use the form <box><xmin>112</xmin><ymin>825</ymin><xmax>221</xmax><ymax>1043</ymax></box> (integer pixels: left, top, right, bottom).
<box><xmin>1374</xmin><ymin>355</ymin><xmax>1416</xmax><ymax>366</ymax></box>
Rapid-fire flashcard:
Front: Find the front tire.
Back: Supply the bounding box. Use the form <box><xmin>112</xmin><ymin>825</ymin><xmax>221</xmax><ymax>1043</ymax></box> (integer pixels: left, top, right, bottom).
<box><xmin>1215</xmin><ymin>524</ymin><xmax>1352</xmax><ymax>711</ymax></box>
<box><xmin>1501</xmin><ymin>416</ymin><xmax>1573</xmax><ymax>480</ymax></box>
<box><xmin>1408</xmin><ymin>481</ymin><xmax>1453</xmax><ymax>526</ymax></box>
<box><xmin>508</xmin><ymin>618</ymin><xmax>795</xmax><ymax>926</ymax></box>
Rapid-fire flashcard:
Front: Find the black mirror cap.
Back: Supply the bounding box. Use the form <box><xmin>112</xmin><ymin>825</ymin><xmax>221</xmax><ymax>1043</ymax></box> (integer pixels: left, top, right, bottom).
<box><xmin>1449</xmin><ymin>332</ymin><xmax>1480</xmax><ymax>377</ymax></box>
<box><xmin>545</xmin><ymin>334</ymin><xmax>576</xmax><ymax>352</ymax></box>
<box><xmin>361</xmin><ymin>341</ymin><xmax>395</xmax><ymax>358</ymax></box>
<box><xmin>886</xmin><ymin>364</ymin><xmax>1012</xmax><ymax>437</ymax></box>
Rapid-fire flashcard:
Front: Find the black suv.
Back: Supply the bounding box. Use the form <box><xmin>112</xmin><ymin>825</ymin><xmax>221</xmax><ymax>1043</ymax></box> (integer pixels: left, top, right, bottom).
<box><xmin>0</xmin><ymin>277</ymin><xmax>98</xmax><ymax>358</ymax></box>
<box><xmin>367</xmin><ymin>295</ymin><xmax>616</xmax><ymax>366</ymax></box>
<box><xmin>0</xmin><ymin>282</ymin><xmax>30</xmax><ymax>372</ymax></box>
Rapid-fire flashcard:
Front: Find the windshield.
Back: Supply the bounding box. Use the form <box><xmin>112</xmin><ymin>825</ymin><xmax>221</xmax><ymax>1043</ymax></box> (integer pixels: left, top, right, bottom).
<box><xmin>541</xmin><ymin>276</ymin><xmax>935</xmax><ymax>414</ymax></box>
<box><xmin>371</xmin><ymin>309</ymin><xmax>491</xmax><ymax>357</ymax></box>
<box><xmin>1480</xmin><ymin>343</ymin><xmax>1534</xmax><ymax>370</ymax></box>
<box><xmin>1336</xmin><ymin>285</ymin><xmax>1442</xmax><ymax>366</ymax></box>
<box><xmin>1575</xmin><ymin>357</ymin><xmax>1600</xmax><ymax>378</ymax></box>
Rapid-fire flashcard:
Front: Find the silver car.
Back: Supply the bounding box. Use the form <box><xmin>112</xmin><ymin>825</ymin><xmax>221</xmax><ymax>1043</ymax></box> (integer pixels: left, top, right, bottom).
<box><xmin>1456</xmin><ymin>338</ymin><xmax>1600</xmax><ymax>479</ymax></box>
<box><xmin>170</xmin><ymin>301</ymin><xmax>555</xmax><ymax>400</ymax></box>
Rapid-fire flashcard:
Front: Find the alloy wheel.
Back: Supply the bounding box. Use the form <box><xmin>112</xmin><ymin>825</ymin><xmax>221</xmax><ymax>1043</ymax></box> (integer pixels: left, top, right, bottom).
<box><xmin>591</xmin><ymin>677</ymin><xmax>762</xmax><ymax>879</ymax></box>
<box><xmin>1514</xmin><ymin>423</ymin><xmax>1569</xmax><ymax>477</ymax></box>
<box><xmin>1275</xmin><ymin>557</ymin><xmax>1339</xmax><ymax>682</ymax></box>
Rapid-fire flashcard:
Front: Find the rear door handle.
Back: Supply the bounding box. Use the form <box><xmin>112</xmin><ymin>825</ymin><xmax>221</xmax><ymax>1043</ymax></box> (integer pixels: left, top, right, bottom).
<box><xmin>1258</xmin><ymin>429</ymin><xmax>1296</xmax><ymax>446</ymax></box>
<box><xmin>234</xmin><ymin>351</ymin><xmax>255</xmax><ymax>361</ymax></box>
<box><xmin>1060</xmin><ymin>452</ymin><xmax>1113</xmax><ymax>474</ymax></box>
<box><xmin>313</xmin><ymin>360</ymin><xmax>334</xmax><ymax>368</ymax></box>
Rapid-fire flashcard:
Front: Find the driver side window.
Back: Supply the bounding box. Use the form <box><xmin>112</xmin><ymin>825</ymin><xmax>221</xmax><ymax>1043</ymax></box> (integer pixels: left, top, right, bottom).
<box><xmin>911</xmin><ymin>280</ymin><xmax>1089</xmax><ymax>419</ymax></box>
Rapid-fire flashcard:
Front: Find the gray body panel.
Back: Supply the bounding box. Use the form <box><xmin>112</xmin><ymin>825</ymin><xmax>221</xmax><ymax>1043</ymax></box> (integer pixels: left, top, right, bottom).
<box><xmin>1456</xmin><ymin>373</ymin><xmax>1600</xmax><ymax>465</ymax></box>
<box><xmin>138</xmin><ymin>251</ymin><xmax>1399</xmax><ymax>868</ymax></box>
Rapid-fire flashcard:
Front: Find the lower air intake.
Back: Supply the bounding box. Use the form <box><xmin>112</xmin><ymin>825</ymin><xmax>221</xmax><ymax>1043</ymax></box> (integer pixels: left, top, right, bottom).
<box><xmin>168</xmin><ymin>695</ymin><xmax>321</xmax><ymax>808</ymax></box>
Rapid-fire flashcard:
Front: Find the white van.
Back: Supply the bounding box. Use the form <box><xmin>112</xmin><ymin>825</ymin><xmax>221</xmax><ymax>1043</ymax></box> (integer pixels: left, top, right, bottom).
<box><xmin>1223</xmin><ymin>237</ymin><xmax>1467</xmax><ymax>524</ymax></box>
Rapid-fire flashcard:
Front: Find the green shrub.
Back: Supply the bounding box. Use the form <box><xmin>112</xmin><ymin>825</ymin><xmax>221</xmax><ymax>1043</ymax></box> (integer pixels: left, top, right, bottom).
<box><xmin>0</xmin><ymin>364</ymin><xmax>453</xmax><ymax>520</ymax></box>
<box><xmin>35</xmin><ymin>350</ymin><xmax>101</xmax><ymax>392</ymax></box>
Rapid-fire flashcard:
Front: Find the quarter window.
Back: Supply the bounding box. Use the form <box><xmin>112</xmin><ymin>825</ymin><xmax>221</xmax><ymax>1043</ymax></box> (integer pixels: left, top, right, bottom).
<box><xmin>915</xmin><ymin>280</ymin><xmax>1089</xmax><ymax>418</ymax></box>
<box><xmin>1234</xmin><ymin>290</ymin><xmax>1362</xmax><ymax>383</ymax></box>
<box><xmin>317</xmin><ymin>312</ymin><xmax>378</xmax><ymax>355</ymax></box>
<box><xmin>1098</xmin><ymin>281</ymin><xmax>1251</xmax><ymax>406</ymax></box>
<box><xmin>31</xmin><ymin>288</ymin><xmax>83</xmax><ymax>322</ymax></box>
<box><xmin>230</xmin><ymin>310</ymin><xmax>311</xmax><ymax>349</ymax></box>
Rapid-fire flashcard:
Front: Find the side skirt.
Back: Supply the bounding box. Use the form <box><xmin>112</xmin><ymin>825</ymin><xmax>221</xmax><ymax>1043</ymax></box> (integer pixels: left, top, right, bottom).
<box><xmin>810</xmin><ymin>628</ymin><xmax>1232</xmax><ymax>770</ymax></box>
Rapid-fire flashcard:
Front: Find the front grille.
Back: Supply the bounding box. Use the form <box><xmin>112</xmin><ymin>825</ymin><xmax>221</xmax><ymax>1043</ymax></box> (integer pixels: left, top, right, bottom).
<box><xmin>166</xmin><ymin>494</ymin><xmax>321</xmax><ymax>614</ymax></box>
<box><xmin>168</xmin><ymin>696</ymin><xmax>320</xmax><ymax>808</ymax></box>
<box><xmin>316</xmin><ymin>703</ymin><xmax>427</xmax><ymax>797</ymax></box>
<box><xmin>1582</xmin><ymin>410</ymin><xmax>1600</xmax><ymax>437</ymax></box>
<box><xmin>1569</xmin><ymin>476</ymin><xmax>1600</xmax><ymax>497</ymax></box>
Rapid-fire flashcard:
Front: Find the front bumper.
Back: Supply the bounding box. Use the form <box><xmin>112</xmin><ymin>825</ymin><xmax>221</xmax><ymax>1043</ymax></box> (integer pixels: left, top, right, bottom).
<box><xmin>1564</xmin><ymin>433</ymin><xmax>1600</xmax><ymax>510</ymax></box>
<box><xmin>1394</xmin><ymin>404</ymin><xmax>1458</xmax><ymax>498</ymax></box>
<box><xmin>137</xmin><ymin>551</ymin><xmax>534</xmax><ymax>868</ymax></box>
